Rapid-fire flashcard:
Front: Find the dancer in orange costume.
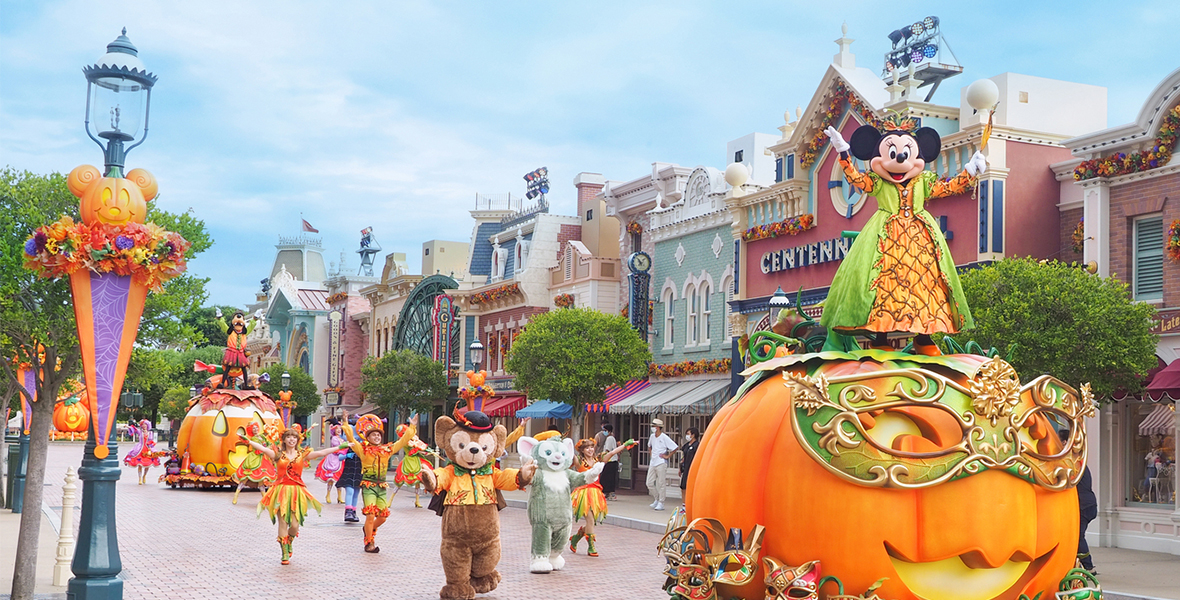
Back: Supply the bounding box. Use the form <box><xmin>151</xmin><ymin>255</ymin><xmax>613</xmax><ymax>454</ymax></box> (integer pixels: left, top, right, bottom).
<box><xmin>241</xmin><ymin>424</ymin><xmax>338</xmax><ymax>564</ymax></box>
<box><xmin>340</xmin><ymin>410</ymin><xmax>417</xmax><ymax>553</ymax></box>
<box><xmin>568</xmin><ymin>437</ymin><xmax>636</xmax><ymax>556</ymax></box>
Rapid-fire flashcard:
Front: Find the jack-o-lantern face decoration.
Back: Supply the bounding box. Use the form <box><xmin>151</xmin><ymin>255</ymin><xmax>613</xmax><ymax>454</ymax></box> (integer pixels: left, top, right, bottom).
<box><xmin>176</xmin><ymin>390</ymin><xmax>281</xmax><ymax>477</ymax></box>
<box><xmin>67</xmin><ymin>164</ymin><xmax>158</xmax><ymax>226</ymax></box>
<box><xmin>466</xmin><ymin>369</ymin><xmax>487</xmax><ymax>387</ymax></box>
<box><xmin>763</xmin><ymin>558</ymin><xmax>821</xmax><ymax>600</ymax></box>
<box><xmin>53</xmin><ymin>395</ymin><xmax>91</xmax><ymax>434</ymax></box>
<box><xmin>686</xmin><ymin>354</ymin><xmax>1094</xmax><ymax>600</ymax></box>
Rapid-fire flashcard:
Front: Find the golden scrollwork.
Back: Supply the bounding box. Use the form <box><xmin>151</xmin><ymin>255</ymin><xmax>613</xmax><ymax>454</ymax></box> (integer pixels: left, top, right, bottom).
<box><xmin>969</xmin><ymin>358</ymin><xmax>1022</xmax><ymax>426</ymax></box>
<box><xmin>784</xmin><ymin>371</ymin><xmax>830</xmax><ymax>416</ymax></box>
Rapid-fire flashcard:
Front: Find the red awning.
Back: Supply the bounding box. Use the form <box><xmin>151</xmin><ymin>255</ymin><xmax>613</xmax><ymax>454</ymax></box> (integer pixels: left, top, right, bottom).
<box><xmin>1139</xmin><ymin>404</ymin><xmax>1176</xmax><ymax>436</ymax></box>
<box><xmin>1146</xmin><ymin>358</ymin><xmax>1180</xmax><ymax>401</ymax></box>
<box><xmin>586</xmin><ymin>379</ymin><xmax>650</xmax><ymax>413</ymax></box>
<box><xmin>483</xmin><ymin>395</ymin><xmax>527</xmax><ymax>417</ymax></box>
<box><xmin>1112</xmin><ymin>357</ymin><xmax>1167</xmax><ymax>401</ymax></box>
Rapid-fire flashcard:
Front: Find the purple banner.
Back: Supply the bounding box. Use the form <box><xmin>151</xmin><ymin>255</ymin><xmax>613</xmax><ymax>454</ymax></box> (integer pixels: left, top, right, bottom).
<box><xmin>21</xmin><ymin>368</ymin><xmax>35</xmax><ymax>435</ymax></box>
<box><xmin>90</xmin><ymin>273</ymin><xmax>132</xmax><ymax>445</ymax></box>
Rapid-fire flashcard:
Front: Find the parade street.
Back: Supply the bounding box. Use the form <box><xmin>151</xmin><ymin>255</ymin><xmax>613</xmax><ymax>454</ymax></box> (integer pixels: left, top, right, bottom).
<box><xmin>4</xmin><ymin>442</ymin><xmax>667</xmax><ymax>600</ymax></box>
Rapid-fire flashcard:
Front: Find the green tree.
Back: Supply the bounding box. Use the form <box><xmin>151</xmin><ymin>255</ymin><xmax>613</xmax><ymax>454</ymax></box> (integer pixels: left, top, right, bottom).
<box><xmin>258</xmin><ymin>363</ymin><xmax>320</xmax><ymax>418</ymax></box>
<box><xmin>158</xmin><ymin>385</ymin><xmax>195</xmax><ymax>422</ymax></box>
<box><xmin>505</xmin><ymin>307</ymin><xmax>650</xmax><ymax>427</ymax></box>
<box><xmin>0</xmin><ymin>168</ymin><xmax>212</xmax><ymax>599</ymax></box>
<box><xmin>360</xmin><ymin>349</ymin><xmax>449</xmax><ymax>416</ymax></box>
<box><xmin>950</xmin><ymin>257</ymin><xmax>1158</xmax><ymax>400</ymax></box>
<box><xmin>182</xmin><ymin>305</ymin><xmax>249</xmax><ymax>348</ymax></box>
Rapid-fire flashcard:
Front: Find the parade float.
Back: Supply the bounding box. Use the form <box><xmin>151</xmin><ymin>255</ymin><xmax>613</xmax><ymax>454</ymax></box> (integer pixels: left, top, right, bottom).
<box><xmin>165</xmin><ymin>385</ymin><xmax>283</xmax><ymax>489</ymax></box>
<box><xmin>660</xmin><ymin>86</ymin><xmax>1105</xmax><ymax>600</ymax></box>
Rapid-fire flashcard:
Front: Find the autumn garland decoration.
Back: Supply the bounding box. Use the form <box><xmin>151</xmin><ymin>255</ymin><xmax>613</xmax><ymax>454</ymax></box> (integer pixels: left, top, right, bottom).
<box><xmin>626</xmin><ymin>221</ymin><xmax>644</xmax><ymax>235</ymax></box>
<box><xmin>742</xmin><ymin>213</ymin><xmax>816</xmax><ymax>242</ymax></box>
<box><xmin>470</xmin><ymin>282</ymin><xmax>521</xmax><ymax>305</ymax></box>
<box><xmin>799</xmin><ymin>82</ymin><xmax>911</xmax><ymax>169</ymax></box>
<box><xmin>554</xmin><ymin>293</ymin><xmax>574</xmax><ymax>308</ymax></box>
<box><xmin>23</xmin><ymin>217</ymin><xmax>191</xmax><ymax>291</ymax></box>
<box><xmin>1071</xmin><ymin>219</ymin><xmax>1085</xmax><ymax>254</ymax></box>
<box><xmin>1168</xmin><ymin>220</ymin><xmax>1180</xmax><ymax>263</ymax></box>
<box><xmin>649</xmin><ymin>358</ymin><xmax>731</xmax><ymax>378</ymax></box>
<box><xmin>326</xmin><ymin>291</ymin><xmax>348</xmax><ymax>305</ymax></box>
<box><xmin>1074</xmin><ymin>105</ymin><xmax>1180</xmax><ymax>181</ymax></box>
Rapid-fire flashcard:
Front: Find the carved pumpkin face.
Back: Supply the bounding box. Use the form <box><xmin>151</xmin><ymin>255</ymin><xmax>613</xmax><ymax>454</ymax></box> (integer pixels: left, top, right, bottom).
<box><xmin>466</xmin><ymin>369</ymin><xmax>487</xmax><ymax>387</ymax></box>
<box><xmin>53</xmin><ymin>395</ymin><xmax>90</xmax><ymax>433</ymax></box>
<box><xmin>67</xmin><ymin>165</ymin><xmax>158</xmax><ymax>226</ymax></box>
<box><xmin>686</xmin><ymin>354</ymin><xmax>1092</xmax><ymax>600</ymax></box>
<box><xmin>176</xmin><ymin>390</ymin><xmax>280</xmax><ymax>477</ymax></box>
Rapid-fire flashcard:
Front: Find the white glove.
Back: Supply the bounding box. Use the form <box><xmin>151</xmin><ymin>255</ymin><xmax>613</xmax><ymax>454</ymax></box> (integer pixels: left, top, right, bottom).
<box><xmin>965</xmin><ymin>151</ymin><xmax>987</xmax><ymax>177</ymax></box>
<box><xmin>824</xmin><ymin>126</ymin><xmax>850</xmax><ymax>153</ymax></box>
<box><xmin>215</xmin><ymin>307</ymin><xmax>223</xmax><ymax>318</ymax></box>
<box><xmin>585</xmin><ymin>461</ymin><xmax>605</xmax><ymax>483</ymax></box>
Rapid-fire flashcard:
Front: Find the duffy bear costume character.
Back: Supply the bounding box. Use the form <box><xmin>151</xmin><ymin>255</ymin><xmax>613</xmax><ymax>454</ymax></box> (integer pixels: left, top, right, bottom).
<box><xmin>518</xmin><ymin>431</ymin><xmax>604</xmax><ymax>573</ymax></box>
<box><xmin>420</xmin><ymin>410</ymin><xmax>536</xmax><ymax>600</ymax></box>
<box><xmin>820</xmin><ymin>123</ymin><xmax>986</xmax><ymax>354</ymax></box>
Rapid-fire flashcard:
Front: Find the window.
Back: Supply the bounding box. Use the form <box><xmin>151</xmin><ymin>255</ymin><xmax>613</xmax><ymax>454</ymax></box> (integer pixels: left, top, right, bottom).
<box><xmin>1125</xmin><ymin>400</ymin><xmax>1175</xmax><ymax>507</ymax></box>
<box><xmin>775</xmin><ymin>157</ymin><xmax>784</xmax><ymax>182</ymax></box>
<box><xmin>664</xmin><ymin>289</ymin><xmax>675</xmax><ymax>349</ymax></box>
<box><xmin>688</xmin><ymin>285</ymin><xmax>699</xmax><ymax>345</ymax></box>
<box><xmin>1134</xmin><ymin>216</ymin><xmax>1163</xmax><ymax>301</ymax></box>
<box><xmin>700</xmin><ymin>283</ymin><xmax>712</xmax><ymax>344</ymax></box>
<box><xmin>586</xmin><ymin>209</ymin><xmax>594</xmax><ymax>221</ymax></box>
<box><xmin>721</xmin><ymin>276</ymin><xmax>734</xmax><ymax>337</ymax></box>
<box><xmin>786</xmin><ymin>154</ymin><xmax>795</xmax><ymax>180</ymax></box>
<box><xmin>424</xmin><ymin>248</ymin><xmax>430</xmax><ymax>255</ymax></box>
<box><xmin>734</xmin><ymin>150</ymin><xmax>744</xmax><ymax>163</ymax></box>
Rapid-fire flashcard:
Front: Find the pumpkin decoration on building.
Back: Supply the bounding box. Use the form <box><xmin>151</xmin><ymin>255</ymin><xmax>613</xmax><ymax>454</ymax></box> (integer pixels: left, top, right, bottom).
<box><xmin>684</xmin><ymin>349</ymin><xmax>1095</xmax><ymax>600</ymax></box>
<box><xmin>53</xmin><ymin>393</ymin><xmax>90</xmax><ymax>434</ymax></box>
<box><xmin>67</xmin><ymin>164</ymin><xmax>158</xmax><ymax>226</ymax></box>
<box><xmin>172</xmin><ymin>388</ymin><xmax>282</xmax><ymax>487</ymax></box>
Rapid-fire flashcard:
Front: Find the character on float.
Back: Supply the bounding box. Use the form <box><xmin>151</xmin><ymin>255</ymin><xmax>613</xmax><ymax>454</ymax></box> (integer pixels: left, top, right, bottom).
<box><xmin>123</xmin><ymin>419</ymin><xmax>162</xmax><ymax>485</ymax></box>
<box><xmin>241</xmin><ymin>423</ymin><xmax>338</xmax><ymax>565</ymax></box>
<box><xmin>568</xmin><ymin>437</ymin><xmax>636</xmax><ymax>556</ymax></box>
<box><xmin>340</xmin><ymin>410</ymin><xmax>417</xmax><ymax>553</ymax></box>
<box><xmin>314</xmin><ymin>423</ymin><xmax>346</xmax><ymax>504</ymax></box>
<box><xmin>390</xmin><ymin>420</ymin><xmax>440</xmax><ymax>508</ymax></box>
<box><xmin>214</xmin><ymin>308</ymin><xmax>257</xmax><ymax>389</ymax></box>
<box><xmin>820</xmin><ymin>122</ymin><xmax>986</xmax><ymax>354</ymax></box>
<box><xmin>232</xmin><ymin>421</ymin><xmax>278</xmax><ymax>504</ymax></box>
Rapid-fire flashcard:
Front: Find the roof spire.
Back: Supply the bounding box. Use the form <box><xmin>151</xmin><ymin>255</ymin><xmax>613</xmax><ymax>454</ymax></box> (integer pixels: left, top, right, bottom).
<box><xmin>833</xmin><ymin>22</ymin><xmax>855</xmax><ymax>69</ymax></box>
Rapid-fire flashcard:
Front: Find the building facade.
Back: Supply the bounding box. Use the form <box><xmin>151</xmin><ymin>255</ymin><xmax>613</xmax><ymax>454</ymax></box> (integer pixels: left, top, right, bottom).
<box><xmin>1056</xmin><ymin>67</ymin><xmax>1180</xmax><ymax>555</ymax></box>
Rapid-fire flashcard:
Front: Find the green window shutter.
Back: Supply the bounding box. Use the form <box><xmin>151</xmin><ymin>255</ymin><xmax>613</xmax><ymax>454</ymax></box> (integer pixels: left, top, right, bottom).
<box><xmin>1134</xmin><ymin>216</ymin><xmax>1163</xmax><ymax>301</ymax></box>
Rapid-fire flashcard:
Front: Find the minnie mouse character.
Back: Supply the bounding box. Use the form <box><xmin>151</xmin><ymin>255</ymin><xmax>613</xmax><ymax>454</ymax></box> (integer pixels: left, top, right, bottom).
<box><xmin>820</xmin><ymin>123</ymin><xmax>987</xmax><ymax>355</ymax></box>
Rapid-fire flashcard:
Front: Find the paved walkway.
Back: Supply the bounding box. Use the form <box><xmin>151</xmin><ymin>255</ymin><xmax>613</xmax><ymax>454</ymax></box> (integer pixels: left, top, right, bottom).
<box><xmin>3</xmin><ymin>442</ymin><xmax>1179</xmax><ymax>599</ymax></box>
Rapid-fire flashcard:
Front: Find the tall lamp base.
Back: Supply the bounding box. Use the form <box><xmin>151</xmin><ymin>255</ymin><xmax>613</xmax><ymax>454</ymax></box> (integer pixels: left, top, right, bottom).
<box><xmin>68</xmin><ymin>434</ymin><xmax>122</xmax><ymax>599</ymax></box>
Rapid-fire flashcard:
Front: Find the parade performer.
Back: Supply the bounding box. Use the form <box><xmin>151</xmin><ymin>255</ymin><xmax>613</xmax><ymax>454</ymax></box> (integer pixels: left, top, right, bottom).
<box><xmin>336</xmin><ymin>415</ymin><xmax>362</xmax><ymax>522</ymax></box>
<box><xmin>390</xmin><ymin>421</ymin><xmax>439</xmax><ymax>508</ymax></box>
<box><xmin>241</xmin><ymin>424</ymin><xmax>338</xmax><ymax>565</ymax></box>
<box><xmin>232</xmin><ymin>421</ymin><xmax>278</xmax><ymax>505</ymax></box>
<box><xmin>518</xmin><ymin>431</ymin><xmax>603</xmax><ymax>573</ymax></box>
<box><xmin>820</xmin><ymin>123</ymin><xmax>985</xmax><ymax>354</ymax></box>
<box><xmin>314</xmin><ymin>423</ymin><xmax>346</xmax><ymax>504</ymax></box>
<box><xmin>419</xmin><ymin>410</ymin><xmax>536</xmax><ymax>600</ymax></box>
<box><xmin>123</xmin><ymin>419</ymin><xmax>161</xmax><ymax>485</ymax></box>
<box><xmin>568</xmin><ymin>437</ymin><xmax>636</xmax><ymax>556</ymax></box>
<box><xmin>214</xmin><ymin>308</ymin><xmax>257</xmax><ymax>389</ymax></box>
<box><xmin>340</xmin><ymin>410</ymin><xmax>417</xmax><ymax>553</ymax></box>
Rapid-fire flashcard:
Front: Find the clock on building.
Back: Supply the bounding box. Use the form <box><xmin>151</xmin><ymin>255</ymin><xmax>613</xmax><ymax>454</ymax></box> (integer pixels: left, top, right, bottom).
<box><xmin>626</xmin><ymin>252</ymin><xmax>652</xmax><ymax>339</ymax></box>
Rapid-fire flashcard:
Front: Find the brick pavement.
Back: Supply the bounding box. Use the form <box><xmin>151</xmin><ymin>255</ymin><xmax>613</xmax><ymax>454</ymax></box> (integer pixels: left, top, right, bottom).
<box><xmin>27</xmin><ymin>442</ymin><xmax>668</xmax><ymax>600</ymax></box>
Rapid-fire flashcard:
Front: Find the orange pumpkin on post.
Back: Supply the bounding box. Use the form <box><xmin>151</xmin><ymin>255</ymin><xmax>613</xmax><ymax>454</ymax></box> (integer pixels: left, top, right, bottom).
<box><xmin>685</xmin><ymin>351</ymin><xmax>1094</xmax><ymax>600</ymax></box>
<box><xmin>53</xmin><ymin>394</ymin><xmax>91</xmax><ymax>434</ymax></box>
<box><xmin>67</xmin><ymin>164</ymin><xmax>157</xmax><ymax>226</ymax></box>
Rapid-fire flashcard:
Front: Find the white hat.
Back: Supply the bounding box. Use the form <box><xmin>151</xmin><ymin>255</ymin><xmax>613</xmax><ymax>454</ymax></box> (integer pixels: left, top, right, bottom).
<box><xmin>651</xmin><ymin>418</ymin><xmax>664</xmax><ymax>428</ymax></box>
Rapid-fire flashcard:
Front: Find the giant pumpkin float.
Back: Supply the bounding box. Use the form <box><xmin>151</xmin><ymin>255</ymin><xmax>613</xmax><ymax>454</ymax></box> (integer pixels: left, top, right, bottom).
<box><xmin>168</xmin><ymin>388</ymin><xmax>281</xmax><ymax>488</ymax></box>
<box><xmin>680</xmin><ymin>345</ymin><xmax>1096</xmax><ymax>600</ymax></box>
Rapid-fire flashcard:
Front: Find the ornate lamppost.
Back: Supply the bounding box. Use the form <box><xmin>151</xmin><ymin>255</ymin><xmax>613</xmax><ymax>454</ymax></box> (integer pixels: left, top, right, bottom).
<box><xmin>278</xmin><ymin>371</ymin><xmax>295</xmax><ymax>427</ymax></box>
<box><xmin>767</xmin><ymin>286</ymin><xmax>791</xmax><ymax>326</ymax></box>
<box><xmin>468</xmin><ymin>340</ymin><xmax>485</xmax><ymax>373</ymax></box>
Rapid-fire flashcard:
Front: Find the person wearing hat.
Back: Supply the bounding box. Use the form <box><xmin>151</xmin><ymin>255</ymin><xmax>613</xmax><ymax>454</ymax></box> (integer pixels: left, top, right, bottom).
<box><xmin>646</xmin><ymin>418</ymin><xmax>678</xmax><ymax>511</ymax></box>
<box><xmin>340</xmin><ymin>410</ymin><xmax>417</xmax><ymax>553</ymax></box>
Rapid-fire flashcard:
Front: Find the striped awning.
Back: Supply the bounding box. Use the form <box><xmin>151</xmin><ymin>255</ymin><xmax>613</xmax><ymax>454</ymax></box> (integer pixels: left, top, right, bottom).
<box><xmin>611</xmin><ymin>381</ymin><xmax>698</xmax><ymax>414</ymax></box>
<box><xmin>661</xmin><ymin>379</ymin><xmax>732</xmax><ymax>414</ymax></box>
<box><xmin>1139</xmin><ymin>404</ymin><xmax>1177</xmax><ymax>436</ymax></box>
<box><xmin>586</xmin><ymin>379</ymin><xmax>650</xmax><ymax>413</ymax></box>
<box><xmin>483</xmin><ymin>395</ymin><xmax>527</xmax><ymax>417</ymax></box>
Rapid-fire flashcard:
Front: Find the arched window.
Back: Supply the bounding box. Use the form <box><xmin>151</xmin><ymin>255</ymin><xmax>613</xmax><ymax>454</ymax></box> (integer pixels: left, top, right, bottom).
<box><xmin>699</xmin><ymin>281</ymin><xmax>712</xmax><ymax>344</ymax></box>
<box><xmin>687</xmin><ymin>283</ymin><xmax>699</xmax><ymax>346</ymax></box>
<box><xmin>663</xmin><ymin>288</ymin><xmax>675</xmax><ymax>350</ymax></box>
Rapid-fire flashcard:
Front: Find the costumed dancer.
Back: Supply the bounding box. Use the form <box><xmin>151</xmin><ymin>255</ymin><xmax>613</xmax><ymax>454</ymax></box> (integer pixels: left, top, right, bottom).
<box><xmin>215</xmin><ymin>308</ymin><xmax>257</xmax><ymax>389</ymax></box>
<box><xmin>241</xmin><ymin>424</ymin><xmax>337</xmax><ymax>565</ymax></box>
<box><xmin>340</xmin><ymin>410</ymin><xmax>417</xmax><ymax>553</ymax></box>
<box><xmin>314</xmin><ymin>423</ymin><xmax>346</xmax><ymax>504</ymax></box>
<box><xmin>123</xmin><ymin>419</ymin><xmax>161</xmax><ymax>484</ymax></box>
<box><xmin>335</xmin><ymin>415</ymin><xmax>362</xmax><ymax>523</ymax></box>
<box><xmin>390</xmin><ymin>421</ymin><xmax>440</xmax><ymax>508</ymax></box>
<box><xmin>232</xmin><ymin>421</ymin><xmax>278</xmax><ymax>505</ymax></box>
<box><xmin>568</xmin><ymin>437</ymin><xmax>636</xmax><ymax>556</ymax></box>
<box><xmin>820</xmin><ymin>123</ymin><xmax>985</xmax><ymax>354</ymax></box>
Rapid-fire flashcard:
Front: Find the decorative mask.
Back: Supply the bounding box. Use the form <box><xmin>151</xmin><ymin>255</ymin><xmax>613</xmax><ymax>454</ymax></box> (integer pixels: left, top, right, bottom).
<box><xmin>1055</xmin><ymin>569</ymin><xmax>1104</xmax><ymax>600</ymax></box>
<box><xmin>706</xmin><ymin>525</ymin><xmax>766</xmax><ymax>586</ymax></box>
<box><xmin>763</xmin><ymin>557</ymin><xmax>821</xmax><ymax>600</ymax></box>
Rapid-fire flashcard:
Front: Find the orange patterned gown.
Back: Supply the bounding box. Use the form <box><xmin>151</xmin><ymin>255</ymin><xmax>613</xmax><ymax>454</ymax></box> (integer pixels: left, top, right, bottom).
<box><xmin>820</xmin><ymin>156</ymin><xmax>976</xmax><ymax>335</ymax></box>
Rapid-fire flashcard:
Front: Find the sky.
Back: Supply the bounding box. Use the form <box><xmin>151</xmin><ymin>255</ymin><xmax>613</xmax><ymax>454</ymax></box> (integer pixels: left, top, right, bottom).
<box><xmin>1</xmin><ymin>1</ymin><xmax>1176</xmax><ymax>306</ymax></box>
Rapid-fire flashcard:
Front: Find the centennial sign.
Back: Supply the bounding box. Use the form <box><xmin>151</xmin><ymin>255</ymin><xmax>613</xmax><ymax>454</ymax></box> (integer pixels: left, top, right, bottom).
<box><xmin>761</xmin><ymin>237</ymin><xmax>852</xmax><ymax>274</ymax></box>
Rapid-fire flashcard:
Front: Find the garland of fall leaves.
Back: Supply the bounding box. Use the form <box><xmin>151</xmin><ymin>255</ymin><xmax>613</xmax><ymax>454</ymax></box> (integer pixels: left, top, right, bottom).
<box><xmin>799</xmin><ymin>82</ymin><xmax>916</xmax><ymax>169</ymax></box>
<box><xmin>742</xmin><ymin>214</ymin><xmax>816</xmax><ymax>242</ymax></box>
<box><xmin>1168</xmin><ymin>220</ymin><xmax>1180</xmax><ymax>263</ymax></box>
<box><xmin>649</xmin><ymin>358</ymin><xmax>731</xmax><ymax>378</ymax></box>
<box><xmin>554</xmin><ymin>293</ymin><xmax>574</xmax><ymax>308</ymax></box>
<box><xmin>23</xmin><ymin>217</ymin><xmax>191</xmax><ymax>291</ymax></box>
<box><xmin>1074</xmin><ymin>105</ymin><xmax>1180</xmax><ymax>181</ymax></box>
<box><xmin>470</xmin><ymin>282</ymin><xmax>521</xmax><ymax>305</ymax></box>
<box><xmin>1071</xmin><ymin>219</ymin><xmax>1085</xmax><ymax>254</ymax></box>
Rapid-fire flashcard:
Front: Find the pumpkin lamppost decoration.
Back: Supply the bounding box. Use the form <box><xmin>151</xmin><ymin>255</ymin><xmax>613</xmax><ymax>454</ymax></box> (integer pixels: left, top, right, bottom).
<box><xmin>21</xmin><ymin>29</ymin><xmax>189</xmax><ymax>600</ymax></box>
<box><xmin>278</xmin><ymin>371</ymin><xmax>295</xmax><ymax>427</ymax></box>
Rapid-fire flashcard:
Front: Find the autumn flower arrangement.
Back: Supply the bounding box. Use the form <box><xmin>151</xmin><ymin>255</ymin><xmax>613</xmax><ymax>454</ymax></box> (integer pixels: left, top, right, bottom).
<box><xmin>626</xmin><ymin>221</ymin><xmax>644</xmax><ymax>235</ymax></box>
<box><xmin>1074</xmin><ymin>105</ymin><xmax>1180</xmax><ymax>181</ymax></box>
<box><xmin>23</xmin><ymin>217</ymin><xmax>191</xmax><ymax>291</ymax></box>
<box><xmin>742</xmin><ymin>214</ymin><xmax>816</xmax><ymax>242</ymax></box>
<box><xmin>799</xmin><ymin>82</ymin><xmax>909</xmax><ymax>169</ymax></box>
<box><xmin>649</xmin><ymin>358</ymin><xmax>731</xmax><ymax>378</ymax></box>
<box><xmin>554</xmin><ymin>293</ymin><xmax>574</xmax><ymax>308</ymax></box>
<box><xmin>470</xmin><ymin>282</ymin><xmax>521</xmax><ymax>305</ymax></box>
<box><xmin>322</xmin><ymin>386</ymin><xmax>345</xmax><ymax>394</ymax></box>
<box><xmin>1168</xmin><ymin>220</ymin><xmax>1180</xmax><ymax>263</ymax></box>
<box><xmin>1071</xmin><ymin>219</ymin><xmax>1085</xmax><ymax>255</ymax></box>
<box><xmin>326</xmin><ymin>291</ymin><xmax>348</xmax><ymax>305</ymax></box>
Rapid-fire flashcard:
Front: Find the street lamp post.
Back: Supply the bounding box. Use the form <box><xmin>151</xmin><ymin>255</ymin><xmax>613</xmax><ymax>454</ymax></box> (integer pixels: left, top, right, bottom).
<box><xmin>279</xmin><ymin>371</ymin><xmax>294</xmax><ymax>427</ymax></box>
<box><xmin>69</xmin><ymin>29</ymin><xmax>156</xmax><ymax>600</ymax></box>
<box><xmin>468</xmin><ymin>340</ymin><xmax>485</xmax><ymax>373</ymax></box>
<box><xmin>768</xmin><ymin>286</ymin><xmax>791</xmax><ymax>328</ymax></box>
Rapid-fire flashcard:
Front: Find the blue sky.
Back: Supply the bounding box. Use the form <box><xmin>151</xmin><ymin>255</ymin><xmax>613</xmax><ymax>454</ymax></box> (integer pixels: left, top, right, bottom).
<box><xmin>1</xmin><ymin>1</ymin><xmax>1175</xmax><ymax>306</ymax></box>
